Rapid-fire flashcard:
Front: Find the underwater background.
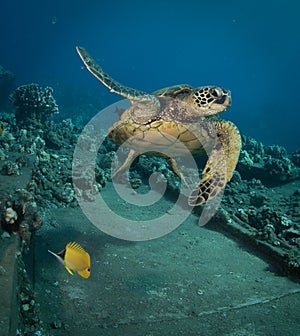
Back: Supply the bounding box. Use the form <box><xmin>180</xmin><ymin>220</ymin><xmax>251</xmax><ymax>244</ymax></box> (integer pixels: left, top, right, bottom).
<box><xmin>1</xmin><ymin>1</ymin><xmax>300</xmax><ymax>335</ymax></box>
<box><xmin>1</xmin><ymin>0</ymin><xmax>299</xmax><ymax>152</ymax></box>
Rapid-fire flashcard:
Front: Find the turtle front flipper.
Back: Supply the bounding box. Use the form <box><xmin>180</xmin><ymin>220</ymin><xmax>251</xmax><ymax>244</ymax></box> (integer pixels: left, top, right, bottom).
<box><xmin>188</xmin><ymin>121</ymin><xmax>241</xmax><ymax>206</ymax></box>
<box><xmin>76</xmin><ymin>46</ymin><xmax>159</xmax><ymax>106</ymax></box>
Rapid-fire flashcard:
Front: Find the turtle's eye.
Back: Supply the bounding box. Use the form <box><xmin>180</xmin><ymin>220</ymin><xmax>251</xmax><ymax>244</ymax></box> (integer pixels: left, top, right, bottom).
<box><xmin>210</xmin><ymin>88</ymin><xmax>221</xmax><ymax>97</ymax></box>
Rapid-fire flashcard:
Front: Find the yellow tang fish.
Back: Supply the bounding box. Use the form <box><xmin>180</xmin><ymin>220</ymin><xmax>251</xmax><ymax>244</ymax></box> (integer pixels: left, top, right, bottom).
<box><xmin>48</xmin><ymin>242</ymin><xmax>91</xmax><ymax>278</ymax></box>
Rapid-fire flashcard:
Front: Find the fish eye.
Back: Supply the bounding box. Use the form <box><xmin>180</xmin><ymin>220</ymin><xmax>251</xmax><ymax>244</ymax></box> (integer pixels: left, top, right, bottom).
<box><xmin>210</xmin><ymin>88</ymin><xmax>221</xmax><ymax>97</ymax></box>
<box><xmin>88</xmin><ymin>268</ymin><xmax>90</xmax><ymax>272</ymax></box>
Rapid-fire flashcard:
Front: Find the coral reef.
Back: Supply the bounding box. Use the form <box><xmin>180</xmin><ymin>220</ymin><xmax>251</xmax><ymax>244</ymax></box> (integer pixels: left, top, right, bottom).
<box><xmin>291</xmin><ymin>150</ymin><xmax>300</xmax><ymax>167</ymax></box>
<box><xmin>1</xmin><ymin>160</ymin><xmax>19</xmax><ymax>175</ymax></box>
<box><xmin>72</xmin><ymin>124</ymin><xmax>110</xmax><ymax>202</ymax></box>
<box><xmin>0</xmin><ymin>189</ymin><xmax>42</xmax><ymax>245</ymax></box>
<box><xmin>31</xmin><ymin>149</ymin><xmax>75</xmax><ymax>207</ymax></box>
<box><xmin>9</xmin><ymin>83</ymin><xmax>58</xmax><ymax>125</ymax></box>
<box><xmin>30</xmin><ymin>122</ymin><xmax>109</xmax><ymax>206</ymax></box>
<box><xmin>4</xmin><ymin>207</ymin><xmax>18</xmax><ymax>224</ymax></box>
<box><xmin>72</xmin><ymin>162</ymin><xmax>107</xmax><ymax>202</ymax></box>
<box><xmin>0</xmin><ymin>65</ymin><xmax>15</xmax><ymax>82</ymax></box>
<box><xmin>237</xmin><ymin>136</ymin><xmax>300</xmax><ymax>182</ymax></box>
<box><xmin>135</xmin><ymin>155</ymin><xmax>181</xmax><ymax>193</ymax></box>
<box><xmin>44</xmin><ymin>119</ymin><xmax>78</xmax><ymax>149</ymax></box>
<box><xmin>0</xmin><ymin>65</ymin><xmax>15</xmax><ymax>108</ymax></box>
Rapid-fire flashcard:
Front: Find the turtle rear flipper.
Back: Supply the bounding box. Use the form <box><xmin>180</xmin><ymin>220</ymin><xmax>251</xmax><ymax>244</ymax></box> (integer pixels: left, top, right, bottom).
<box><xmin>112</xmin><ymin>148</ymin><xmax>138</xmax><ymax>179</ymax></box>
<box><xmin>188</xmin><ymin>121</ymin><xmax>241</xmax><ymax>206</ymax></box>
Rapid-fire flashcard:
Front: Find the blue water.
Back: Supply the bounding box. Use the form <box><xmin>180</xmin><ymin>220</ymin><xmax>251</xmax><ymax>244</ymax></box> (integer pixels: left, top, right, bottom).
<box><xmin>1</xmin><ymin>0</ymin><xmax>299</xmax><ymax>151</ymax></box>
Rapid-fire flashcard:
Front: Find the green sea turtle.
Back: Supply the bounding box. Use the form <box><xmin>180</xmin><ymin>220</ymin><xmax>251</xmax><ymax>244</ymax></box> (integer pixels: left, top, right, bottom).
<box><xmin>76</xmin><ymin>46</ymin><xmax>241</xmax><ymax>206</ymax></box>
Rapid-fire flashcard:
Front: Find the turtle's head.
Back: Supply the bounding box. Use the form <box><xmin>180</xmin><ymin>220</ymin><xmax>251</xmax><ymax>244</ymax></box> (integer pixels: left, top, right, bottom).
<box><xmin>185</xmin><ymin>86</ymin><xmax>231</xmax><ymax>117</ymax></box>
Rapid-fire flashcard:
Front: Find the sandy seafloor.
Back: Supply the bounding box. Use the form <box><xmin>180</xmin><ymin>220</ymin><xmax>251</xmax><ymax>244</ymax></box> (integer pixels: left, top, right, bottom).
<box><xmin>24</xmin><ymin>180</ymin><xmax>300</xmax><ymax>336</ymax></box>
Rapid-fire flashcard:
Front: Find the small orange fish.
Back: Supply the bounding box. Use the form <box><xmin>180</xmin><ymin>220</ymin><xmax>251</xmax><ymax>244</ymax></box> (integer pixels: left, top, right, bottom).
<box><xmin>48</xmin><ymin>242</ymin><xmax>91</xmax><ymax>278</ymax></box>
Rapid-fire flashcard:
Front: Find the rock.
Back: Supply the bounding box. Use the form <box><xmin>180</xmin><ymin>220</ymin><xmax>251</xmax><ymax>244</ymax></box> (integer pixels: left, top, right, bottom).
<box><xmin>1</xmin><ymin>160</ymin><xmax>19</xmax><ymax>175</ymax></box>
<box><xmin>22</xmin><ymin>303</ymin><xmax>30</xmax><ymax>312</ymax></box>
<box><xmin>250</xmin><ymin>191</ymin><xmax>268</xmax><ymax>207</ymax></box>
<box><xmin>1</xmin><ymin>231</ymin><xmax>11</xmax><ymax>239</ymax></box>
<box><xmin>130</xmin><ymin>177</ymin><xmax>142</xmax><ymax>189</ymax></box>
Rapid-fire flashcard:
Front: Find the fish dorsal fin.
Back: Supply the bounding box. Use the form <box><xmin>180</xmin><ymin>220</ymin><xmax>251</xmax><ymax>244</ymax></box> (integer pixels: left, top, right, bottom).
<box><xmin>66</xmin><ymin>242</ymin><xmax>88</xmax><ymax>256</ymax></box>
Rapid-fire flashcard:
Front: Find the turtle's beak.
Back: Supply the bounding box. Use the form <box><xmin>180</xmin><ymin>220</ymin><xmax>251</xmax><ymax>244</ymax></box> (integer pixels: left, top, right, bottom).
<box><xmin>216</xmin><ymin>94</ymin><xmax>231</xmax><ymax>108</ymax></box>
<box><xmin>224</xmin><ymin>96</ymin><xmax>232</xmax><ymax>108</ymax></box>
<box><xmin>219</xmin><ymin>89</ymin><xmax>231</xmax><ymax>108</ymax></box>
